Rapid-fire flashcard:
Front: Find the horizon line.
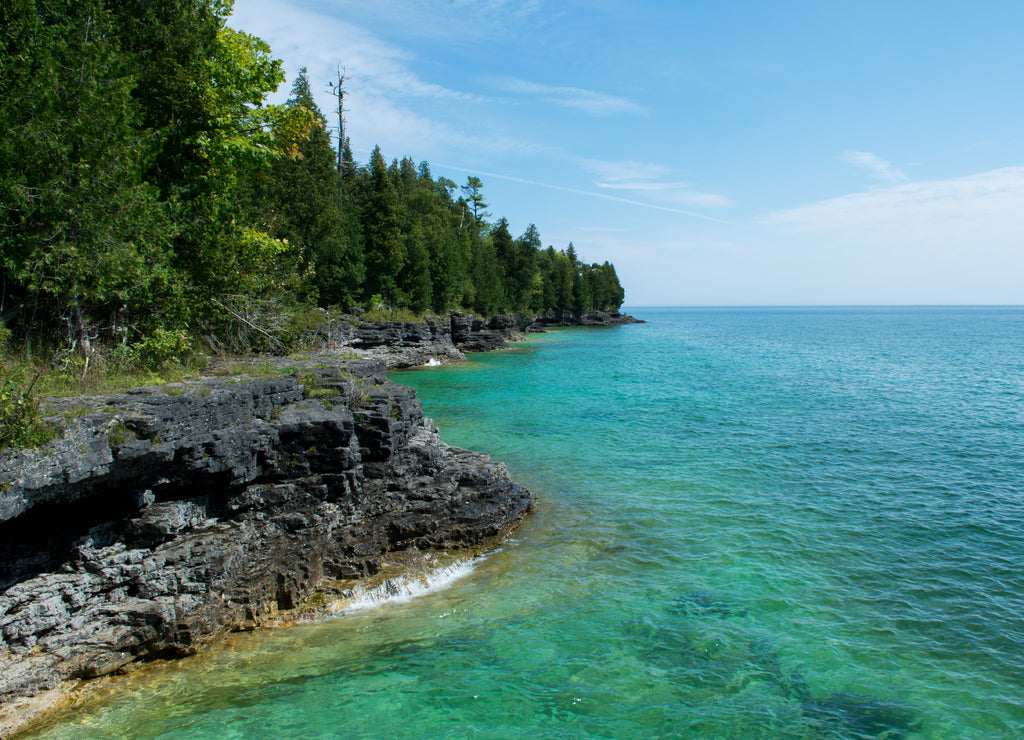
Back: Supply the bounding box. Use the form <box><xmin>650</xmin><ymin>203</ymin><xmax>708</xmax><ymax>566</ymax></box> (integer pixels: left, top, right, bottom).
<box><xmin>622</xmin><ymin>303</ymin><xmax>1024</xmax><ymax>309</ymax></box>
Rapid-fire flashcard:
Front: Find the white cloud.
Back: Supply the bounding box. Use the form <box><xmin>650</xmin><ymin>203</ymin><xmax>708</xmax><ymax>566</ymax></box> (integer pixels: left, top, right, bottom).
<box><xmin>760</xmin><ymin>166</ymin><xmax>1024</xmax><ymax>244</ymax></box>
<box><xmin>231</xmin><ymin>0</ymin><xmax>476</xmax><ymax>101</ymax></box>
<box><xmin>839</xmin><ymin>150</ymin><xmax>909</xmax><ymax>183</ymax></box>
<box><xmin>229</xmin><ymin>0</ymin><xmax>514</xmax><ymax>161</ymax></box>
<box><xmin>491</xmin><ymin>77</ymin><xmax>648</xmax><ymax>116</ymax></box>
<box><xmin>272</xmin><ymin>0</ymin><xmax>546</xmax><ymax>42</ymax></box>
<box><xmin>576</xmin><ymin>158</ymin><xmax>671</xmax><ymax>182</ymax></box>
<box><xmin>435</xmin><ymin>164</ymin><xmax>729</xmax><ymax>221</ymax></box>
<box><xmin>595</xmin><ymin>180</ymin><xmax>732</xmax><ymax>208</ymax></box>
<box><xmin>575</xmin><ymin>157</ymin><xmax>733</xmax><ymax>209</ymax></box>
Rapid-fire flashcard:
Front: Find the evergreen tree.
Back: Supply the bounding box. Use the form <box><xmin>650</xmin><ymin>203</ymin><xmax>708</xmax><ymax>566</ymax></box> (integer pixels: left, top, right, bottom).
<box><xmin>0</xmin><ymin>0</ymin><xmax>172</xmax><ymax>355</ymax></box>
<box><xmin>574</xmin><ymin>263</ymin><xmax>594</xmax><ymax>310</ymax></box>
<box><xmin>555</xmin><ymin>249</ymin><xmax>575</xmax><ymax>308</ymax></box>
<box><xmin>513</xmin><ymin>224</ymin><xmax>543</xmax><ymax>312</ymax></box>
<box><xmin>469</xmin><ymin>235</ymin><xmax>503</xmax><ymax>316</ymax></box>
<box><xmin>239</xmin><ymin>68</ymin><xmax>363</xmax><ymax>306</ymax></box>
<box><xmin>425</xmin><ymin>176</ymin><xmax>468</xmax><ymax>311</ymax></box>
<box><xmin>461</xmin><ymin>176</ymin><xmax>490</xmax><ymax>225</ymax></box>
<box><xmin>491</xmin><ymin>219</ymin><xmax>515</xmax><ymax>310</ymax></box>
<box><xmin>401</xmin><ymin>225</ymin><xmax>433</xmax><ymax>314</ymax></box>
<box><xmin>359</xmin><ymin>146</ymin><xmax>405</xmax><ymax>305</ymax></box>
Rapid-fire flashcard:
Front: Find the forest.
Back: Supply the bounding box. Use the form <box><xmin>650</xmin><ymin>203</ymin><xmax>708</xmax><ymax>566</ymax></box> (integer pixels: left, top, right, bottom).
<box><xmin>0</xmin><ymin>0</ymin><xmax>625</xmax><ymax>374</ymax></box>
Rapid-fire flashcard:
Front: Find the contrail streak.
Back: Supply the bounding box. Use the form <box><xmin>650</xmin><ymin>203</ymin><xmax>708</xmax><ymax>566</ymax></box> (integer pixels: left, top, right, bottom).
<box><xmin>436</xmin><ymin>164</ymin><xmax>730</xmax><ymax>224</ymax></box>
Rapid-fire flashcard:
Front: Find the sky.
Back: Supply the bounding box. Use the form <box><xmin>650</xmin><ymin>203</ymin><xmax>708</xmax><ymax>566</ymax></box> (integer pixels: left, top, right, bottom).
<box><xmin>229</xmin><ymin>0</ymin><xmax>1024</xmax><ymax>306</ymax></box>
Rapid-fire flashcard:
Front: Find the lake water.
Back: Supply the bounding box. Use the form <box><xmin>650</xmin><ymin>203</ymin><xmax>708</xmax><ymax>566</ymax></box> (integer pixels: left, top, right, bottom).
<box><xmin>25</xmin><ymin>307</ymin><xmax>1024</xmax><ymax>738</ymax></box>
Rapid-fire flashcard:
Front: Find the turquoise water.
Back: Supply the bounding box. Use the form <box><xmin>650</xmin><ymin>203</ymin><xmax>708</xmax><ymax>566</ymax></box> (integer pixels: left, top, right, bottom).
<box><xmin>25</xmin><ymin>307</ymin><xmax>1024</xmax><ymax>738</ymax></box>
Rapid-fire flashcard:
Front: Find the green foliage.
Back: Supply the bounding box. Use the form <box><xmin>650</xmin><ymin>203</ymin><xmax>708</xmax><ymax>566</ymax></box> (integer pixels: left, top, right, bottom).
<box><xmin>133</xmin><ymin>328</ymin><xmax>197</xmax><ymax>369</ymax></box>
<box><xmin>360</xmin><ymin>306</ymin><xmax>425</xmax><ymax>323</ymax></box>
<box><xmin>287</xmin><ymin>306</ymin><xmax>330</xmax><ymax>334</ymax></box>
<box><xmin>237</xmin><ymin>68</ymin><xmax>362</xmax><ymax>307</ymax></box>
<box><xmin>108</xmin><ymin>422</ymin><xmax>136</xmax><ymax>446</ymax></box>
<box><xmin>359</xmin><ymin>147</ymin><xmax>406</xmax><ymax>305</ymax></box>
<box><xmin>0</xmin><ymin>376</ymin><xmax>56</xmax><ymax>450</ymax></box>
<box><xmin>0</xmin><ymin>2</ymin><xmax>628</xmax><ymax>376</ymax></box>
<box><xmin>1</xmin><ymin>0</ymin><xmax>175</xmax><ymax>352</ymax></box>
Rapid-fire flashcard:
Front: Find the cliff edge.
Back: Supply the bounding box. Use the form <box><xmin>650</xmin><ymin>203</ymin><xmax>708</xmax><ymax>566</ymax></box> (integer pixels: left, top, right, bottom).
<box><xmin>330</xmin><ymin>309</ymin><xmax>644</xmax><ymax>368</ymax></box>
<box><xmin>0</xmin><ymin>359</ymin><xmax>533</xmax><ymax>735</ymax></box>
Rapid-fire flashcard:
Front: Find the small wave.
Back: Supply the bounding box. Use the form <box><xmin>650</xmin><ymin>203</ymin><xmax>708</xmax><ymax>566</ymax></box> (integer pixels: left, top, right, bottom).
<box><xmin>328</xmin><ymin>555</ymin><xmax>481</xmax><ymax>614</ymax></box>
<box><xmin>425</xmin><ymin>357</ymin><xmax>443</xmax><ymax>367</ymax></box>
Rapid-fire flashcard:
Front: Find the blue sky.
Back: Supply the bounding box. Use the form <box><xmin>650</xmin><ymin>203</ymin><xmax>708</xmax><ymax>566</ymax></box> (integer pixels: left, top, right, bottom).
<box><xmin>230</xmin><ymin>0</ymin><xmax>1024</xmax><ymax>306</ymax></box>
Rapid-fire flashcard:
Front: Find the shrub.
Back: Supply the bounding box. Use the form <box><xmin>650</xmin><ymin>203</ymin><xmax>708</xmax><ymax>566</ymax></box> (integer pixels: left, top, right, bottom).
<box><xmin>0</xmin><ymin>376</ymin><xmax>56</xmax><ymax>450</ymax></box>
<box><xmin>133</xmin><ymin>328</ymin><xmax>195</xmax><ymax>368</ymax></box>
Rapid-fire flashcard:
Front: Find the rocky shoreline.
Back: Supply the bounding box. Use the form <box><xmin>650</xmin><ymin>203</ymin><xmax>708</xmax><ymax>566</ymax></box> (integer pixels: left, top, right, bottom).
<box><xmin>0</xmin><ymin>309</ymin><xmax>640</xmax><ymax>736</ymax></box>
<box><xmin>330</xmin><ymin>308</ymin><xmax>643</xmax><ymax>369</ymax></box>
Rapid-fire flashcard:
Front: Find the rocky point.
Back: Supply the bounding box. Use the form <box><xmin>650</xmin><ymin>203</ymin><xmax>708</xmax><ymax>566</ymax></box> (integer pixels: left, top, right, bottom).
<box><xmin>0</xmin><ymin>358</ymin><xmax>533</xmax><ymax>735</ymax></box>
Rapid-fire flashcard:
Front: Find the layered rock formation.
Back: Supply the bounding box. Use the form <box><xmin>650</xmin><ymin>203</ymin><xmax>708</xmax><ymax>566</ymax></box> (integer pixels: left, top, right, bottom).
<box><xmin>326</xmin><ymin>310</ymin><xmax>642</xmax><ymax>368</ymax></box>
<box><xmin>0</xmin><ymin>359</ymin><xmax>533</xmax><ymax>733</ymax></box>
<box><xmin>528</xmin><ymin>308</ymin><xmax>644</xmax><ymax>328</ymax></box>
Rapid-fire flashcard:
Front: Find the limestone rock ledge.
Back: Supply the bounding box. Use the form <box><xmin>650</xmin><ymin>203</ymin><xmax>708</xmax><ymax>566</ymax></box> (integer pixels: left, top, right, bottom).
<box><xmin>0</xmin><ymin>359</ymin><xmax>533</xmax><ymax>733</ymax></box>
<box><xmin>326</xmin><ymin>310</ymin><xmax>643</xmax><ymax>369</ymax></box>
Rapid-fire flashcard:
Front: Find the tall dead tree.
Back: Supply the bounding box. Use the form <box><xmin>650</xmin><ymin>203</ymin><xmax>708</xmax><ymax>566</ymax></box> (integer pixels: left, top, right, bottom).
<box><xmin>326</xmin><ymin>65</ymin><xmax>350</xmax><ymax>177</ymax></box>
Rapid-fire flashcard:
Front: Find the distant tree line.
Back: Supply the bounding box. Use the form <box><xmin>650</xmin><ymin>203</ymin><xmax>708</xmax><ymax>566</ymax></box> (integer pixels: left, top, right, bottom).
<box><xmin>0</xmin><ymin>0</ymin><xmax>624</xmax><ymax>364</ymax></box>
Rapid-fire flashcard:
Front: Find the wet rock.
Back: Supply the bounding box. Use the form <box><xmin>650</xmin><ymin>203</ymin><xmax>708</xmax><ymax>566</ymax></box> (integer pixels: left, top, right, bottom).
<box><xmin>331</xmin><ymin>318</ymin><xmax>466</xmax><ymax>368</ymax></box>
<box><xmin>529</xmin><ymin>308</ymin><xmax>645</xmax><ymax>328</ymax></box>
<box><xmin>0</xmin><ymin>359</ymin><xmax>534</xmax><ymax>728</ymax></box>
<box><xmin>313</xmin><ymin>310</ymin><xmax>640</xmax><ymax>369</ymax></box>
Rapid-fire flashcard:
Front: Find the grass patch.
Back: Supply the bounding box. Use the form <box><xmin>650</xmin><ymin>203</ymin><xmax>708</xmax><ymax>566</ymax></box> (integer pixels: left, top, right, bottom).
<box><xmin>305</xmin><ymin>386</ymin><xmax>340</xmax><ymax>400</ymax></box>
<box><xmin>1</xmin><ymin>354</ymin><xmax>204</xmax><ymax>399</ymax></box>
<box><xmin>359</xmin><ymin>307</ymin><xmax>431</xmax><ymax>324</ymax></box>
<box><xmin>108</xmin><ymin>423</ymin><xmax>137</xmax><ymax>446</ymax></box>
<box><xmin>54</xmin><ymin>405</ymin><xmax>93</xmax><ymax>419</ymax></box>
<box><xmin>209</xmin><ymin>360</ymin><xmax>288</xmax><ymax>380</ymax></box>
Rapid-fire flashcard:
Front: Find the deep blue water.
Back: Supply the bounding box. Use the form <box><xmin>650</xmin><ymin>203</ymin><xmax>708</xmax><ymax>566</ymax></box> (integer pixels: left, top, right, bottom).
<box><xmin>26</xmin><ymin>307</ymin><xmax>1024</xmax><ymax>738</ymax></box>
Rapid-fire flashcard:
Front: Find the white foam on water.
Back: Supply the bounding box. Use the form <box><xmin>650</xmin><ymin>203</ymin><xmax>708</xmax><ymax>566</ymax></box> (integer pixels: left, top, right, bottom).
<box><xmin>425</xmin><ymin>357</ymin><xmax>443</xmax><ymax>367</ymax></box>
<box><xmin>328</xmin><ymin>556</ymin><xmax>482</xmax><ymax>614</ymax></box>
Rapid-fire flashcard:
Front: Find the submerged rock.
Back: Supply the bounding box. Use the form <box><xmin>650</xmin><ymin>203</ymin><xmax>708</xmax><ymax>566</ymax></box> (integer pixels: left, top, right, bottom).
<box><xmin>670</xmin><ymin>590</ymin><xmax>749</xmax><ymax>619</ymax></box>
<box><xmin>0</xmin><ymin>359</ymin><xmax>534</xmax><ymax>735</ymax></box>
<box><xmin>801</xmin><ymin>692</ymin><xmax>923</xmax><ymax>739</ymax></box>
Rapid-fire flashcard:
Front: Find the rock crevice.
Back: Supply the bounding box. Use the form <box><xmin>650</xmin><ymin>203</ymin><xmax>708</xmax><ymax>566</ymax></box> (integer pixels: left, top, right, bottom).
<box><xmin>0</xmin><ymin>359</ymin><xmax>533</xmax><ymax>728</ymax></box>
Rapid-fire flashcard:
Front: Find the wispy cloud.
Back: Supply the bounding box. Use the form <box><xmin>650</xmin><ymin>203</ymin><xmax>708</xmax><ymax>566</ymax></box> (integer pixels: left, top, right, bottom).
<box><xmin>577</xmin><ymin>157</ymin><xmax>733</xmax><ymax>209</ymax></box>
<box><xmin>595</xmin><ymin>180</ymin><xmax>732</xmax><ymax>208</ymax></box>
<box><xmin>839</xmin><ymin>150</ymin><xmax>909</xmax><ymax>183</ymax></box>
<box><xmin>760</xmin><ymin>166</ymin><xmax>1024</xmax><ymax>243</ymax></box>
<box><xmin>436</xmin><ymin>164</ymin><xmax>730</xmax><ymax>222</ymax></box>
<box><xmin>232</xmin><ymin>1</ymin><xmax>478</xmax><ymax>101</ymax></box>
<box><xmin>278</xmin><ymin>0</ymin><xmax>547</xmax><ymax>42</ymax></box>
<box><xmin>491</xmin><ymin>77</ymin><xmax>648</xmax><ymax>116</ymax></box>
<box><xmin>229</xmin><ymin>0</ymin><xmax>530</xmax><ymax>160</ymax></box>
<box><xmin>576</xmin><ymin>158</ymin><xmax>671</xmax><ymax>182</ymax></box>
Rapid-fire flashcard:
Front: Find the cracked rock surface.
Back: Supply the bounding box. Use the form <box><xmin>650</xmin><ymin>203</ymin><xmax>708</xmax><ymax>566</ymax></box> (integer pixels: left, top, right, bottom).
<box><xmin>0</xmin><ymin>359</ymin><xmax>533</xmax><ymax>729</ymax></box>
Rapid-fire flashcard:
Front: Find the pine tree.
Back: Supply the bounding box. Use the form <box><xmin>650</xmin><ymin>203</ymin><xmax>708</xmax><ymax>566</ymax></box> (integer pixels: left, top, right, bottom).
<box><xmin>491</xmin><ymin>219</ymin><xmax>515</xmax><ymax>310</ymax></box>
<box><xmin>0</xmin><ymin>0</ymin><xmax>172</xmax><ymax>356</ymax></box>
<box><xmin>240</xmin><ymin>68</ymin><xmax>363</xmax><ymax>306</ymax></box>
<box><xmin>513</xmin><ymin>224</ymin><xmax>543</xmax><ymax>312</ymax></box>
<box><xmin>359</xmin><ymin>147</ymin><xmax>406</xmax><ymax>305</ymax></box>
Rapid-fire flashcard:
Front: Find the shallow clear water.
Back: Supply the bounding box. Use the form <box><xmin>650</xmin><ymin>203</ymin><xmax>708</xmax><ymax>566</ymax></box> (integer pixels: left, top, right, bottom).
<box><xmin>25</xmin><ymin>307</ymin><xmax>1024</xmax><ymax>739</ymax></box>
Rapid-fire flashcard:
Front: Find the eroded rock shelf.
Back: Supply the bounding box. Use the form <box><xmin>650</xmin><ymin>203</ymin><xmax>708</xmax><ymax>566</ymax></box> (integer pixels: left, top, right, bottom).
<box><xmin>0</xmin><ymin>359</ymin><xmax>533</xmax><ymax>734</ymax></box>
